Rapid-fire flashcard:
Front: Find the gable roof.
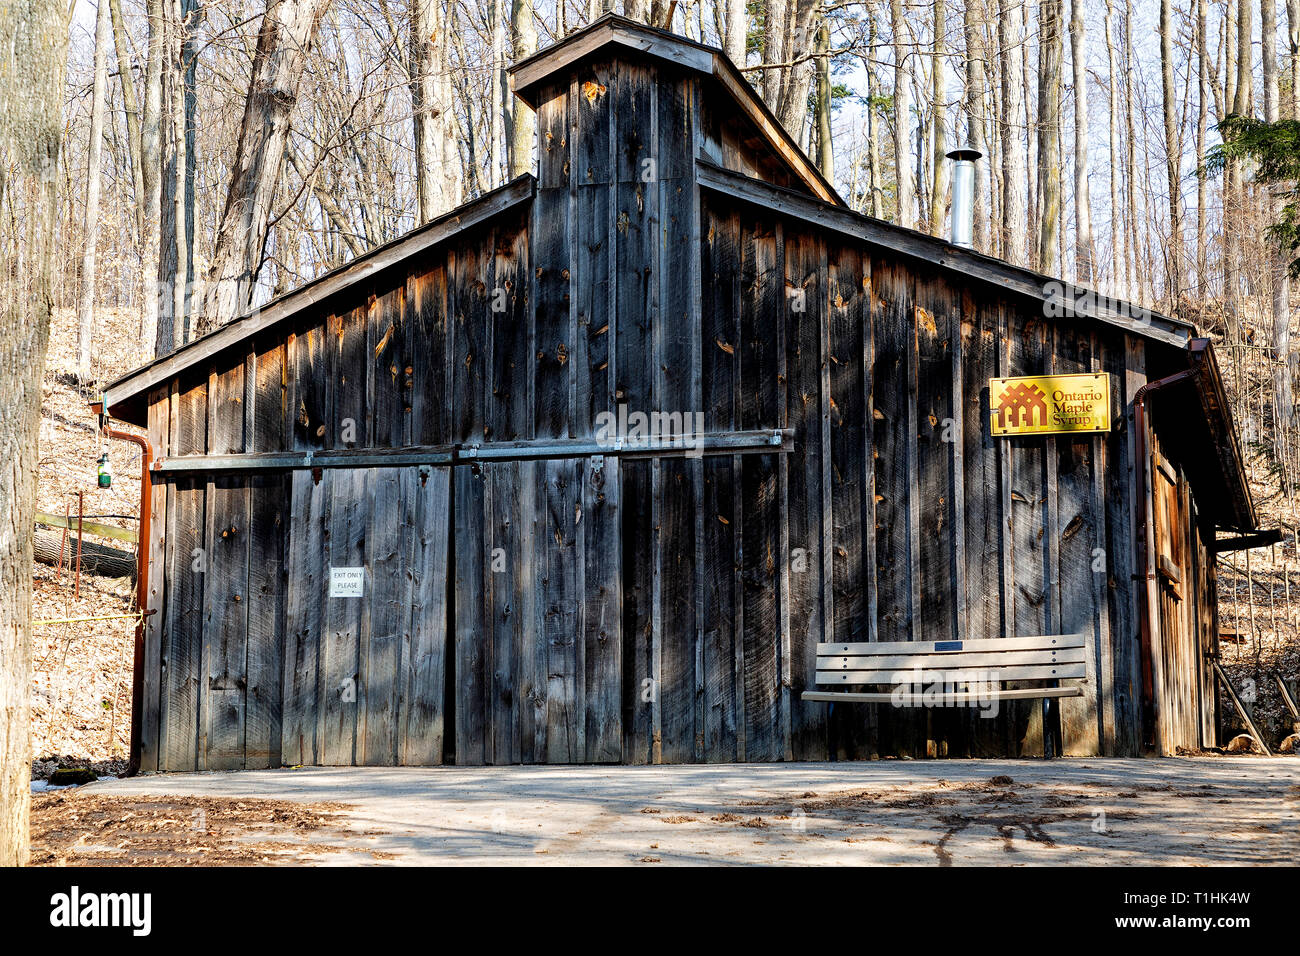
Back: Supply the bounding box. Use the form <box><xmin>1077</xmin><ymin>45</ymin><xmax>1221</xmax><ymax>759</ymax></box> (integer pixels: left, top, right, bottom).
<box><xmin>509</xmin><ymin>13</ymin><xmax>845</xmax><ymax>207</ymax></box>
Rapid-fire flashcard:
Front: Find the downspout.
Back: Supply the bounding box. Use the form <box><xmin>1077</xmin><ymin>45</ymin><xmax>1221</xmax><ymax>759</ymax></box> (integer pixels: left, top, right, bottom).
<box><xmin>90</xmin><ymin>401</ymin><xmax>154</xmax><ymax>776</ymax></box>
<box><xmin>1131</xmin><ymin>367</ymin><xmax>1196</xmax><ymax>752</ymax></box>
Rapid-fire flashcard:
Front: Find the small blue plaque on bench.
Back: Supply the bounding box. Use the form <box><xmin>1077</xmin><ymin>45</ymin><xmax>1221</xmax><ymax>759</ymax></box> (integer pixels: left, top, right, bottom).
<box><xmin>934</xmin><ymin>640</ymin><xmax>963</xmax><ymax>652</ymax></box>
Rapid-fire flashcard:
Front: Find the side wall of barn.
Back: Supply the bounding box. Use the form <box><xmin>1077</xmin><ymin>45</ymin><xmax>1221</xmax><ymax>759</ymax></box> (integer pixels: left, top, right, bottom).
<box><xmin>698</xmin><ymin>197</ymin><xmax>1158</xmax><ymax>758</ymax></box>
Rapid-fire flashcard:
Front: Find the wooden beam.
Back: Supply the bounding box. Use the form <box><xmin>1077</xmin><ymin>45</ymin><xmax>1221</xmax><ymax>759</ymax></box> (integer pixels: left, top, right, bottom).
<box><xmin>1213</xmin><ymin>660</ymin><xmax>1273</xmax><ymax>755</ymax></box>
<box><xmin>36</xmin><ymin>510</ymin><xmax>137</xmax><ymax>544</ymax></box>
<box><xmin>150</xmin><ymin>429</ymin><xmax>794</xmax><ymax>475</ymax></box>
<box><xmin>1211</xmin><ymin>529</ymin><xmax>1282</xmax><ymax>552</ymax></box>
<box><xmin>802</xmin><ymin>687</ymin><xmax>1085</xmax><ymax>704</ymax></box>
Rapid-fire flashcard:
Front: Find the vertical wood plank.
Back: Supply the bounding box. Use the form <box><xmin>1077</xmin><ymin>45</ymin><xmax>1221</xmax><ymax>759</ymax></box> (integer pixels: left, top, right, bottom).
<box><xmin>282</xmin><ymin>468</ymin><xmax>325</xmax><ymax>766</ymax></box>
<box><xmin>361</xmin><ymin>468</ymin><xmax>405</xmax><ymax>765</ymax></box>
<box><xmin>401</xmin><ymin>466</ymin><xmax>450</xmax><ymax>765</ymax></box>
<box><xmin>320</xmin><ymin>468</ymin><xmax>365</xmax><ymax>765</ymax></box>
<box><xmin>204</xmin><ymin>361</ymin><xmax>249</xmax><ymax>770</ymax></box>
<box><xmin>453</xmin><ymin>464</ymin><xmax>487</xmax><ymax>765</ymax></box>
<box><xmin>700</xmin><ymin>203</ymin><xmax>740</xmax><ymax>761</ymax></box>
<box><xmin>738</xmin><ymin>212</ymin><xmax>783</xmax><ymax>760</ymax></box>
<box><xmin>1054</xmin><ymin>327</ymin><xmax>1103</xmax><ymax>756</ymax></box>
<box><xmin>583</xmin><ymin>456</ymin><xmax>622</xmax><ymax>761</ymax></box>
<box><xmin>140</xmin><ymin>386</ymin><xmax>169</xmax><ymax>772</ymax></box>
<box><xmin>784</xmin><ymin>228</ymin><xmax>828</xmax><ymax>760</ymax></box>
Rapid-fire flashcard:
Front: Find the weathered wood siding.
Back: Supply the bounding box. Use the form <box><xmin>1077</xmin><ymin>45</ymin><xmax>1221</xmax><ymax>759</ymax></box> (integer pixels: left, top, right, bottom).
<box><xmin>696</xmin><ymin>196</ymin><xmax>1158</xmax><ymax>758</ymax></box>
<box><xmin>136</xmin><ymin>55</ymin><xmax>1220</xmax><ymax>768</ymax></box>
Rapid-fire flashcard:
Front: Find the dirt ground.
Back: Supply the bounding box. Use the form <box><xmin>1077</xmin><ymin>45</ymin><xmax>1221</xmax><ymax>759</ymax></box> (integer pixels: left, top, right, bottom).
<box><xmin>32</xmin><ymin>758</ymin><xmax>1300</xmax><ymax>866</ymax></box>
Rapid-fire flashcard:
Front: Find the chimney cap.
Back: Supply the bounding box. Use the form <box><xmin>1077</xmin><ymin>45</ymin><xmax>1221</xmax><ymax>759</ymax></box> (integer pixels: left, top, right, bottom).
<box><xmin>946</xmin><ymin>145</ymin><xmax>983</xmax><ymax>162</ymax></box>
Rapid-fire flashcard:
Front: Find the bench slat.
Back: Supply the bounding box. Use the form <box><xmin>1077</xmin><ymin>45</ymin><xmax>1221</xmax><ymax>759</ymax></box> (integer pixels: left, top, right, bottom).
<box><xmin>802</xmin><ymin>686</ymin><xmax>1085</xmax><ymax>704</ymax></box>
<box><xmin>816</xmin><ymin>634</ymin><xmax>1087</xmax><ymax>656</ymax></box>
<box><xmin>819</xmin><ymin>648</ymin><xmax>1085</xmax><ymax>671</ymax></box>
<box><xmin>815</xmin><ymin>662</ymin><xmax>1088</xmax><ymax>684</ymax></box>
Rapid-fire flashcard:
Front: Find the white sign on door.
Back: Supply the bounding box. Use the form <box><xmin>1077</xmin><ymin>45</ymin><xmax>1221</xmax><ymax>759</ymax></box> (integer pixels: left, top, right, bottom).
<box><xmin>330</xmin><ymin>566</ymin><xmax>365</xmax><ymax>598</ymax></box>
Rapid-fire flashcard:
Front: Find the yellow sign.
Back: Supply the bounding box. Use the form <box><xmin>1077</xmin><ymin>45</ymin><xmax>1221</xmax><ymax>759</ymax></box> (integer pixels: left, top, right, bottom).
<box><xmin>989</xmin><ymin>373</ymin><xmax>1112</xmax><ymax>436</ymax></box>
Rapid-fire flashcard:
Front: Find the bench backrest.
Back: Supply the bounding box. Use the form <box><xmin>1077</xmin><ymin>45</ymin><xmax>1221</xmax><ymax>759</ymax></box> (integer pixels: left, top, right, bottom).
<box><xmin>815</xmin><ymin>634</ymin><xmax>1087</xmax><ymax>686</ymax></box>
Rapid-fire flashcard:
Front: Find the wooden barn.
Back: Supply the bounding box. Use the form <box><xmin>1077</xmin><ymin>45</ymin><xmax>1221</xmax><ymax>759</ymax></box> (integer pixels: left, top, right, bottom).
<box><xmin>101</xmin><ymin>15</ymin><xmax>1261</xmax><ymax>771</ymax></box>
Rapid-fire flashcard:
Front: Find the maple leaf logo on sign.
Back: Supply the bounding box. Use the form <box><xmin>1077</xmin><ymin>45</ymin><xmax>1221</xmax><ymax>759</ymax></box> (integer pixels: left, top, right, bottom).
<box><xmin>989</xmin><ymin>373</ymin><xmax>1113</xmax><ymax>436</ymax></box>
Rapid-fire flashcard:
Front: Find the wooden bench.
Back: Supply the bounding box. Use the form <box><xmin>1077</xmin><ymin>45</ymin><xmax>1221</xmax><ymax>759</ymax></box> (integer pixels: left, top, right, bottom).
<box><xmin>802</xmin><ymin>634</ymin><xmax>1087</xmax><ymax>756</ymax></box>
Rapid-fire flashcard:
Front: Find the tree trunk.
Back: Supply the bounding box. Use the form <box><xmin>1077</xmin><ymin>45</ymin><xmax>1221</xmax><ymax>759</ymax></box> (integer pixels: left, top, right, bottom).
<box><xmin>963</xmin><ymin>0</ymin><xmax>990</xmax><ymax>251</ymax></box>
<box><xmin>1104</xmin><ymin>0</ymin><xmax>1121</xmax><ymax>295</ymax></box>
<box><xmin>157</xmin><ymin>0</ymin><xmax>192</xmax><ymax>351</ymax></box>
<box><xmin>892</xmin><ymin>0</ymin><xmax>915</xmax><ymax>229</ymax></box>
<box><xmin>509</xmin><ymin>0</ymin><xmax>538</xmax><ymax>178</ymax></box>
<box><xmin>1263</xmin><ymin>0</ymin><xmax>1295</xmax><ymax>424</ymax></box>
<box><xmin>0</xmin><ymin>0</ymin><xmax>66</xmax><ymax>868</ymax></box>
<box><xmin>866</xmin><ymin>10</ymin><xmax>884</xmax><ymax>219</ymax></box>
<box><xmin>140</xmin><ymin>0</ymin><xmax>164</xmax><ymax>358</ymax></box>
<box><xmin>1123</xmin><ymin>0</ymin><xmax>1141</xmax><ymax>301</ymax></box>
<box><xmin>411</xmin><ymin>0</ymin><xmax>462</xmax><ymax>224</ymax></box>
<box><xmin>1196</xmin><ymin>0</ymin><xmax>1208</xmax><ymax>291</ymax></box>
<box><xmin>76</xmin><ymin>0</ymin><xmax>113</xmax><ymax>381</ymax></box>
<box><xmin>490</xmin><ymin>0</ymin><xmax>507</xmax><ymax>187</ymax></box>
<box><xmin>1069</xmin><ymin>0</ymin><xmax>1092</xmax><ymax>281</ymax></box>
<box><xmin>1288</xmin><ymin>0</ymin><xmax>1300</xmax><ymax>120</ymax></box>
<box><xmin>762</xmin><ymin>0</ymin><xmax>788</xmax><ymax>108</ymax></box>
<box><xmin>1161</xmin><ymin>0</ymin><xmax>1182</xmax><ymax>308</ymax></box>
<box><xmin>1037</xmin><ymin>0</ymin><xmax>1063</xmax><ymax>275</ymax></box>
<box><xmin>1225</xmin><ymin>0</ymin><xmax>1253</xmax><ymax>321</ymax></box>
<box><xmin>109</xmin><ymin>0</ymin><xmax>144</xmax><ymax>240</ymax></box>
<box><xmin>998</xmin><ymin>0</ymin><xmax>1027</xmax><ymax>264</ymax></box>
<box><xmin>931</xmin><ymin>0</ymin><xmax>948</xmax><ymax>235</ymax></box>
<box><xmin>814</xmin><ymin>17</ymin><xmax>833</xmax><ymax>180</ymax></box>
<box><xmin>724</xmin><ymin>0</ymin><xmax>747</xmax><ymax>64</ymax></box>
<box><xmin>774</xmin><ymin>0</ymin><xmax>818</xmax><ymax>148</ymax></box>
<box><xmin>199</xmin><ymin>0</ymin><xmax>324</xmax><ymax>334</ymax></box>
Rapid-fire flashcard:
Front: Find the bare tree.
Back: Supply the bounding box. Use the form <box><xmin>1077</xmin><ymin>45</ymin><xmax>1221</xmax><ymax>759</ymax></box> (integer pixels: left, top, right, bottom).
<box><xmin>1289</xmin><ymin>0</ymin><xmax>1300</xmax><ymax>120</ymax></box>
<box><xmin>0</xmin><ymin>0</ymin><xmax>67</xmax><ymax>868</ymax></box>
<box><xmin>1262</xmin><ymin>0</ymin><xmax>1294</xmax><ymax>424</ymax></box>
<box><xmin>199</xmin><ymin>0</ymin><xmax>326</xmax><ymax>334</ymax></box>
<box><xmin>509</xmin><ymin>0</ymin><xmax>538</xmax><ymax>178</ymax></box>
<box><xmin>76</xmin><ymin>0</ymin><xmax>113</xmax><ymax>381</ymax></box>
<box><xmin>1104</xmin><ymin>0</ymin><xmax>1121</xmax><ymax>295</ymax></box>
<box><xmin>893</xmin><ymin>0</ymin><xmax>916</xmax><ymax>229</ymax></box>
<box><xmin>999</xmin><ymin>0</ymin><xmax>1027</xmax><ymax>264</ymax></box>
<box><xmin>814</xmin><ymin>16</ymin><xmax>833</xmax><ymax>179</ymax></box>
<box><xmin>725</xmin><ymin>0</ymin><xmax>747</xmax><ymax>63</ymax></box>
<box><xmin>1037</xmin><ymin>0</ymin><xmax>1063</xmax><ymax>274</ymax></box>
<box><xmin>1195</xmin><ymin>0</ymin><xmax>1208</xmax><ymax>290</ymax></box>
<box><xmin>1161</xmin><ymin>0</ymin><xmax>1182</xmax><ymax>306</ymax></box>
<box><xmin>139</xmin><ymin>0</ymin><xmax>164</xmax><ymax>357</ymax></box>
<box><xmin>963</xmin><ymin>0</ymin><xmax>990</xmax><ymax>251</ymax></box>
<box><xmin>931</xmin><ymin>0</ymin><xmax>948</xmax><ymax>234</ymax></box>
<box><xmin>109</xmin><ymin>0</ymin><xmax>143</xmax><ymax>237</ymax></box>
<box><xmin>1069</xmin><ymin>0</ymin><xmax>1092</xmax><ymax>281</ymax></box>
<box><xmin>411</xmin><ymin>0</ymin><xmax>461</xmax><ymax>224</ymax></box>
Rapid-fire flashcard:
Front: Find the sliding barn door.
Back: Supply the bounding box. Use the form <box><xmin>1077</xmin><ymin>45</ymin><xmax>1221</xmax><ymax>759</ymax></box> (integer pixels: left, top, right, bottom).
<box><xmin>452</xmin><ymin>456</ymin><xmax>623</xmax><ymax>764</ymax></box>
<box><xmin>281</xmin><ymin>465</ymin><xmax>452</xmax><ymax>766</ymax></box>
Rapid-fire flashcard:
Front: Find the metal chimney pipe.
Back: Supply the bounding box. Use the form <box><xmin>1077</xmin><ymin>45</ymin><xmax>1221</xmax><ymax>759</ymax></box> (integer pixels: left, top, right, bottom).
<box><xmin>946</xmin><ymin>146</ymin><xmax>982</xmax><ymax>248</ymax></box>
